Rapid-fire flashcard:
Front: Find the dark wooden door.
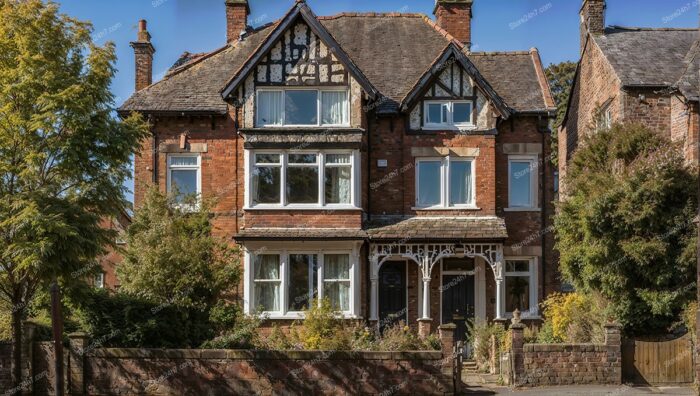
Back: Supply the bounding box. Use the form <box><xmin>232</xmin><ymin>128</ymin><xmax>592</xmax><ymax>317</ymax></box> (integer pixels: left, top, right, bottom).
<box><xmin>378</xmin><ymin>261</ymin><xmax>407</xmax><ymax>330</ymax></box>
<box><xmin>441</xmin><ymin>274</ymin><xmax>475</xmax><ymax>342</ymax></box>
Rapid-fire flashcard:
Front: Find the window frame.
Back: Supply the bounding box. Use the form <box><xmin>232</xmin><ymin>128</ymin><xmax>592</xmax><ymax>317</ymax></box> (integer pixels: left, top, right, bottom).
<box><xmin>166</xmin><ymin>153</ymin><xmax>202</xmax><ymax>207</ymax></box>
<box><xmin>246</xmin><ymin>150</ymin><xmax>359</xmax><ymax>210</ymax></box>
<box><xmin>423</xmin><ymin>100</ymin><xmax>474</xmax><ymax>129</ymax></box>
<box><xmin>247</xmin><ymin>250</ymin><xmax>357</xmax><ymax>318</ymax></box>
<box><xmin>506</xmin><ymin>155</ymin><xmax>539</xmax><ymax>211</ymax></box>
<box><xmin>252</xmin><ymin>253</ymin><xmax>283</xmax><ymax>314</ymax></box>
<box><xmin>256</xmin><ymin>87</ymin><xmax>350</xmax><ymax>127</ymax></box>
<box><xmin>94</xmin><ymin>272</ymin><xmax>105</xmax><ymax>289</ymax></box>
<box><xmin>502</xmin><ymin>257</ymin><xmax>539</xmax><ymax>317</ymax></box>
<box><xmin>414</xmin><ymin>156</ymin><xmax>477</xmax><ymax>210</ymax></box>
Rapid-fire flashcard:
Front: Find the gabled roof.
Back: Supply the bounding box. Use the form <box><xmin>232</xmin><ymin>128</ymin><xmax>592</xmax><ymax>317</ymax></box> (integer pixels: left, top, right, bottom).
<box><xmin>401</xmin><ymin>44</ymin><xmax>514</xmax><ymax>118</ymax></box>
<box><xmin>220</xmin><ymin>1</ymin><xmax>379</xmax><ymax>100</ymax></box>
<box><xmin>593</xmin><ymin>26</ymin><xmax>697</xmax><ymax>87</ymax></box>
<box><xmin>676</xmin><ymin>39</ymin><xmax>700</xmax><ymax>102</ymax></box>
<box><xmin>120</xmin><ymin>8</ymin><xmax>553</xmax><ymax>115</ymax></box>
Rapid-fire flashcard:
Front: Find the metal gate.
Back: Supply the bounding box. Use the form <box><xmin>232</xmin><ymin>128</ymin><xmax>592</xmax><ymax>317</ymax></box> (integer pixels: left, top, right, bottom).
<box><xmin>622</xmin><ymin>333</ymin><xmax>694</xmax><ymax>385</ymax></box>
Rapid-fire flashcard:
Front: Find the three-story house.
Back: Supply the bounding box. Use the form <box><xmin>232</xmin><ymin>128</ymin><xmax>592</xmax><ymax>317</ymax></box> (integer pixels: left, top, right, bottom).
<box><xmin>120</xmin><ymin>0</ymin><xmax>558</xmax><ymax>342</ymax></box>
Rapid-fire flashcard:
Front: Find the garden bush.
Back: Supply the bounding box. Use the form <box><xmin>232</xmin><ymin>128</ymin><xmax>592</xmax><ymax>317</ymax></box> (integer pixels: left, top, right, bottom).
<box><xmin>468</xmin><ymin>320</ymin><xmax>506</xmax><ymax>371</ymax></box>
<box><xmin>538</xmin><ymin>292</ymin><xmax>608</xmax><ymax>343</ymax></box>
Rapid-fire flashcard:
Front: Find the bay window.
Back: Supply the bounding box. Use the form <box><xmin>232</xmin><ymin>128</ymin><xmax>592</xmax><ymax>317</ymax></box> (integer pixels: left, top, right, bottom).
<box><xmin>167</xmin><ymin>154</ymin><xmax>201</xmax><ymax>204</ymax></box>
<box><xmin>247</xmin><ymin>151</ymin><xmax>358</xmax><ymax>208</ymax></box>
<box><xmin>248</xmin><ymin>251</ymin><xmax>357</xmax><ymax>317</ymax></box>
<box><xmin>256</xmin><ymin>88</ymin><xmax>349</xmax><ymax>127</ymax></box>
<box><xmin>415</xmin><ymin>157</ymin><xmax>475</xmax><ymax>209</ymax></box>
<box><xmin>424</xmin><ymin>100</ymin><xmax>474</xmax><ymax>128</ymax></box>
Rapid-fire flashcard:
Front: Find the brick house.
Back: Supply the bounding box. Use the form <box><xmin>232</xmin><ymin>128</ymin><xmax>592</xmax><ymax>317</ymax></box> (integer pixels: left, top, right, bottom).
<box><xmin>119</xmin><ymin>0</ymin><xmax>557</xmax><ymax>341</ymax></box>
<box><xmin>95</xmin><ymin>211</ymin><xmax>130</xmax><ymax>291</ymax></box>
<box><xmin>560</xmin><ymin>0</ymin><xmax>700</xmax><ymax>186</ymax></box>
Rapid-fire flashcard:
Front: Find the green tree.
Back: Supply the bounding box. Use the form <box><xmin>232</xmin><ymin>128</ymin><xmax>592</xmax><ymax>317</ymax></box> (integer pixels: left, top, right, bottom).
<box><xmin>555</xmin><ymin>123</ymin><xmax>697</xmax><ymax>334</ymax></box>
<box><xmin>545</xmin><ymin>61</ymin><xmax>577</xmax><ymax>166</ymax></box>
<box><xmin>118</xmin><ymin>189</ymin><xmax>240</xmax><ymax>313</ymax></box>
<box><xmin>0</xmin><ymin>0</ymin><xmax>147</xmax><ymax>386</ymax></box>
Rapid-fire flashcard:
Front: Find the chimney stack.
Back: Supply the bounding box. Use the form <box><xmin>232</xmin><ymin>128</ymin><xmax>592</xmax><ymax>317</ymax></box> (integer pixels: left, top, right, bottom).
<box><xmin>580</xmin><ymin>0</ymin><xmax>606</xmax><ymax>53</ymax></box>
<box><xmin>130</xmin><ymin>20</ymin><xmax>155</xmax><ymax>92</ymax></box>
<box><xmin>226</xmin><ymin>0</ymin><xmax>250</xmax><ymax>43</ymax></box>
<box><xmin>434</xmin><ymin>0</ymin><xmax>473</xmax><ymax>50</ymax></box>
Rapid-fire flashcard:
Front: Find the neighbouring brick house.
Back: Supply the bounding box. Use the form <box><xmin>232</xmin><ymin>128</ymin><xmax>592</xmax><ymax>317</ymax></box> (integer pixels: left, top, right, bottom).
<box><xmin>119</xmin><ymin>0</ymin><xmax>557</xmax><ymax>342</ymax></box>
<box><xmin>96</xmin><ymin>211</ymin><xmax>130</xmax><ymax>291</ymax></box>
<box><xmin>560</xmin><ymin>0</ymin><xmax>700</xmax><ymax>187</ymax></box>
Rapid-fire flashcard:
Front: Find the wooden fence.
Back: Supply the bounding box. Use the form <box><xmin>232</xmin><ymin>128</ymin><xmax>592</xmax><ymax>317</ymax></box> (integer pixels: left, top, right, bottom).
<box><xmin>622</xmin><ymin>333</ymin><xmax>694</xmax><ymax>385</ymax></box>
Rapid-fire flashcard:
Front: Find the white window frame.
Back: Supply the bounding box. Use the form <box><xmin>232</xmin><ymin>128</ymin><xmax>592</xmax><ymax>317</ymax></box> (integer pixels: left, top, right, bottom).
<box><xmin>597</xmin><ymin>104</ymin><xmax>612</xmax><ymax>130</ymax></box>
<box><xmin>256</xmin><ymin>87</ymin><xmax>350</xmax><ymax>127</ymax></box>
<box><xmin>166</xmin><ymin>153</ymin><xmax>202</xmax><ymax>206</ymax></box>
<box><xmin>506</xmin><ymin>155</ymin><xmax>539</xmax><ymax>211</ymax></box>
<box><xmin>94</xmin><ymin>272</ymin><xmax>105</xmax><ymax>289</ymax></box>
<box><xmin>245</xmin><ymin>150</ymin><xmax>360</xmax><ymax>210</ymax></box>
<box><xmin>245</xmin><ymin>249</ymin><xmax>358</xmax><ymax>319</ymax></box>
<box><xmin>502</xmin><ymin>257</ymin><xmax>539</xmax><ymax>318</ymax></box>
<box><xmin>414</xmin><ymin>156</ymin><xmax>477</xmax><ymax>209</ymax></box>
<box><xmin>286</xmin><ymin>252</ymin><xmax>319</xmax><ymax>313</ymax></box>
<box><xmin>423</xmin><ymin>100</ymin><xmax>474</xmax><ymax>129</ymax></box>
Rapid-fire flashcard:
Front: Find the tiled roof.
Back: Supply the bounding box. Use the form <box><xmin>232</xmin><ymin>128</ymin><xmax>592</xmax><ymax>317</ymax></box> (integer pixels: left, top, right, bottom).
<box><xmin>235</xmin><ymin>228</ymin><xmax>367</xmax><ymax>240</ymax></box>
<box><xmin>366</xmin><ymin>216</ymin><xmax>508</xmax><ymax>241</ymax></box>
<box><xmin>240</xmin><ymin>128</ymin><xmax>364</xmax><ymax>149</ymax></box>
<box><xmin>120</xmin><ymin>14</ymin><xmax>552</xmax><ymax>115</ymax></box>
<box><xmin>676</xmin><ymin>40</ymin><xmax>700</xmax><ymax>101</ymax></box>
<box><xmin>593</xmin><ymin>27</ymin><xmax>697</xmax><ymax>87</ymax></box>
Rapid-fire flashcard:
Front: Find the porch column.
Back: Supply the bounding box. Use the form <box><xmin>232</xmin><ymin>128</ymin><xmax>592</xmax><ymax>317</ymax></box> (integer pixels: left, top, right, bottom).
<box><xmin>495</xmin><ymin>260</ymin><xmax>504</xmax><ymax>320</ymax></box>
<box><xmin>370</xmin><ymin>255</ymin><xmax>379</xmax><ymax>321</ymax></box>
<box><xmin>421</xmin><ymin>256</ymin><xmax>431</xmax><ymax>320</ymax></box>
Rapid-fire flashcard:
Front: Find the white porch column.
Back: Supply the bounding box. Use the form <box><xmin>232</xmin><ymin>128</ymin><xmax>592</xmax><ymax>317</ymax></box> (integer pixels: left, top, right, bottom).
<box><xmin>421</xmin><ymin>256</ymin><xmax>431</xmax><ymax>320</ymax></box>
<box><xmin>495</xmin><ymin>259</ymin><xmax>505</xmax><ymax>320</ymax></box>
<box><xmin>370</xmin><ymin>255</ymin><xmax>379</xmax><ymax>321</ymax></box>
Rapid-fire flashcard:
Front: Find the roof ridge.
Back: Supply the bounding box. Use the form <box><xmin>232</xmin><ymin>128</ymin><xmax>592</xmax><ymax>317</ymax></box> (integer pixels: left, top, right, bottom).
<box><xmin>607</xmin><ymin>25</ymin><xmax>698</xmax><ymax>32</ymax></box>
<box><xmin>419</xmin><ymin>15</ymin><xmax>467</xmax><ymax>51</ymax></box>
<box><xmin>318</xmin><ymin>12</ymin><xmax>426</xmax><ymax>20</ymax></box>
<box><xmin>469</xmin><ymin>51</ymin><xmax>532</xmax><ymax>56</ymax></box>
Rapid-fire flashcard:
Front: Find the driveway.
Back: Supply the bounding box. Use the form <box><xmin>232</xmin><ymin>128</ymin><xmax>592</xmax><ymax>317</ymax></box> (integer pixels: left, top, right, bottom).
<box><xmin>460</xmin><ymin>385</ymin><xmax>695</xmax><ymax>395</ymax></box>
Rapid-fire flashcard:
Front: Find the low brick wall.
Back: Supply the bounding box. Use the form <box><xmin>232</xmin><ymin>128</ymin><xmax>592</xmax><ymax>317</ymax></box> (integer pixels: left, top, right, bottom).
<box><xmin>510</xmin><ymin>321</ymin><xmax>622</xmax><ymax>387</ymax></box>
<box><xmin>78</xmin><ymin>349</ymin><xmax>451</xmax><ymax>395</ymax></box>
<box><xmin>0</xmin><ymin>343</ymin><xmax>11</xmax><ymax>393</ymax></box>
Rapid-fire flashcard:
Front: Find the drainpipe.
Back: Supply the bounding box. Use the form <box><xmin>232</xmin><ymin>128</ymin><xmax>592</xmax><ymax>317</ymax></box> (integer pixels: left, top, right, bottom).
<box><xmin>150</xmin><ymin>115</ymin><xmax>158</xmax><ymax>186</ymax></box>
<box><xmin>540</xmin><ymin>115</ymin><xmax>548</xmax><ymax>304</ymax></box>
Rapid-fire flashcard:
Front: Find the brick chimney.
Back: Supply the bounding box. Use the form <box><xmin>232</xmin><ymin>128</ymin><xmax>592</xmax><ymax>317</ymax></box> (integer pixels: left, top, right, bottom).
<box><xmin>226</xmin><ymin>0</ymin><xmax>250</xmax><ymax>43</ymax></box>
<box><xmin>580</xmin><ymin>0</ymin><xmax>606</xmax><ymax>53</ymax></box>
<box><xmin>130</xmin><ymin>20</ymin><xmax>155</xmax><ymax>92</ymax></box>
<box><xmin>434</xmin><ymin>0</ymin><xmax>473</xmax><ymax>50</ymax></box>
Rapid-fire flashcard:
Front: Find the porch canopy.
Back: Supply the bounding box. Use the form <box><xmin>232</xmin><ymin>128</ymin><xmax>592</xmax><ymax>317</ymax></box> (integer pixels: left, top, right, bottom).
<box><xmin>367</xmin><ymin>216</ymin><xmax>508</xmax><ymax>321</ymax></box>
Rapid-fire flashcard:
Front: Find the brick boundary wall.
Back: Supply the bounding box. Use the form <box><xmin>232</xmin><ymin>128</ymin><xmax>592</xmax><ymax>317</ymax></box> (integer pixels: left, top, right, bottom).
<box><xmin>510</xmin><ymin>322</ymin><xmax>622</xmax><ymax>386</ymax></box>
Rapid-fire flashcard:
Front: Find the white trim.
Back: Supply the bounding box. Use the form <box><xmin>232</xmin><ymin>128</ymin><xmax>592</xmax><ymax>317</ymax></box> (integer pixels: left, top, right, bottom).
<box><xmin>507</xmin><ymin>155</ymin><xmax>539</xmax><ymax>210</ymax></box>
<box><xmin>245</xmin><ymin>149</ymin><xmax>360</xmax><ymax>210</ymax></box>
<box><xmin>256</xmin><ymin>87</ymin><xmax>350</xmax><ymax>128</ymax></box>
<box><xmin>423</xmin><ymin>100</ymin><xmax>475</xmax><ymax>129</ymax></box>
<box><xmin>166</xmin><ymin>153</ymin><xmax>202</xmax><ymax>206</ymax></box>
<box><xmin>415</xmin><ymin>156</ymin><xmax>477</xmax><ymax>209</ymax></box>
<box><xmin>502</xmin><ymin>256</ymin><xmax>539</xmax><ymax>318</ymax></box>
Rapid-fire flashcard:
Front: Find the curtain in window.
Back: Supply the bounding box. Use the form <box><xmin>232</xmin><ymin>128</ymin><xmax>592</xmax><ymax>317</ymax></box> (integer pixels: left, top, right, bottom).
<box><xmin>449</xmin><ymin>161</ymin><xmax>472</xmax><ymax>205</ymax></box>
<box><xmin>322</xmin><ymin>91</ymin><xmax>348</xmax><ymax>125</ymax></box>
<box><xmin>324</xmin><ymin>254</ymin><xmax>350</xmax><ymax>311</ymax></box>
<box><xmin>325</xmin><ymin>154</ymin><xmax>352</xmax><ymax>204</ymax></box>
<box><xmin>254</xmin><ymin>255</ymin><xmax>280</xmax><ymax>311</ymax></box>
<box><xmin>257</xmin><ymin>91</ymin><xmax>282</xmax><ymax>126</ymax></box>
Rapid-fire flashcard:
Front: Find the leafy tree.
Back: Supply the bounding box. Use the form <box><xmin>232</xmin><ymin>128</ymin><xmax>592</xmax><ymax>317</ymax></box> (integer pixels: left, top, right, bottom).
<box><xmin>118</xmin><ymin>188</ymin><xmax>240</xmax><ymax>313</ymax></box>
<box><xmin>555</xmin><ymin>123</ymin><xmax>697</xmax><ymax>334</ymax></box>
<box><xmin>545</xmin><ymin>61</ymin><xmax>577</xmax><ymax>166</ymax></box>
<box><xmin>0</xmin><ymin>0</ymin><xmax>147</xmax><ymax>386</ymax></box>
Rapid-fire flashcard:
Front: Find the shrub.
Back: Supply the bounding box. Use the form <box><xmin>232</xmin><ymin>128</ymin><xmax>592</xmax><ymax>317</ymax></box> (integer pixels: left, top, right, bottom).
<box><xmin>539</xmin><ymin>292</ymin><xmax>608</xmax><ymax>343</ymax></box>
<box><xmin>468</xmin><ymin>320</ymin><xmax>506</xmax><ymax>371</ymax></box>
<box><xmin>679</xmin><ymin>301</ymin><xmax>697</xmax><ymax>340</ymax></box>
<box><xmin>201</xmin><ymin>312</ymin><xmax>264</xmax><ymax>349</ymax></box>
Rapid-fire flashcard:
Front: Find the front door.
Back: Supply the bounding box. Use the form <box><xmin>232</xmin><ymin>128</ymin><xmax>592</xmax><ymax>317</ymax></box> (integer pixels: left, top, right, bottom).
<box><xmin>378</xmin><ymin>261</ymin><xmax>407</xmax><ymax>330</ymax></box>
<box><xmin>441</xmin><ymin>260</ymin><xmax>476</xmax><ymax>343</ymax></box>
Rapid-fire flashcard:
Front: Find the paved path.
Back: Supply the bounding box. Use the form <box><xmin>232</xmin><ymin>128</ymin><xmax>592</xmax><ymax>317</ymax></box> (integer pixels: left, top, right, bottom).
<box><xmin>459</xmin><ymin>385</ymin><xmax>695</xmax><ymax>395</ymax></box>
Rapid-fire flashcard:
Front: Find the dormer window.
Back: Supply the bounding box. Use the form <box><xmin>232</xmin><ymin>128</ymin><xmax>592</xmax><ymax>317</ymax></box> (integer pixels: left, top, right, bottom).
<box><xmin>256</xmin><ymin>88</ymin><xmax>349</xmax><ymax>127</ymax></box>
<box><xmin>424</xmin><ymin>100</ymin><xmax>474</xmax><ymax>129</ymax></box>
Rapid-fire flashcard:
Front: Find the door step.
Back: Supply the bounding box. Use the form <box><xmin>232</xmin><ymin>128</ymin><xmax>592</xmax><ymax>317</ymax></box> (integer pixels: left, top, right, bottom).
<box><xmin>461</xmin><ymin>361</ymin><xmax>501</xmax><ymax>385</ymax></box>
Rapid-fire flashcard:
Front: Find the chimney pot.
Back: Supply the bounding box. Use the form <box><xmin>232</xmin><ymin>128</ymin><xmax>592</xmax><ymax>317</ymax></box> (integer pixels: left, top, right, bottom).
<box><xmin>130</xmin><ymin>19</ymin><xmax>155</xmax><ymax>92</ymax></box>
<box><xmin>434</xmin><ymin>0</ymin><xmax>474</xmax><ymax>50</ymax></box>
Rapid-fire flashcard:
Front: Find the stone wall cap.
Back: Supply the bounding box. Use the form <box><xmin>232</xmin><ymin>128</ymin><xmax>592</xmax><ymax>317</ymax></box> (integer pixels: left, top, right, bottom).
<box><xmin>438</xmin><ymin>323</ymin><xmax>457</xmax><ymax>330</ymax></box>
<box><xmin>67</xmin><ymin>332</ymin><xmax>91</xmax><ymax>339</ymax></box>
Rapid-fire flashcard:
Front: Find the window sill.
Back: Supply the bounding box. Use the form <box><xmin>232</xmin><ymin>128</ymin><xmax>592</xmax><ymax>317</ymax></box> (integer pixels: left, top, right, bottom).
<box><xmin>244</xmin><ymin>205</ymin><xmax>362</xmax><ymax>211</ymax></box>
<box><xmin>412</xmin><ymin>206</ymin><xmax>481</xmax><ymax>211</ymax></box>
<box><xmin>421</xmin><ymin>125</ymin><xmax>477</xmax><ymax>132</ymax></box>
<box><xmin>503</xmin><ymin>207</ymin><xmax>541</xmax><ymax>212</ymax></box>
<box><xmin>256</xmin><ymin>312</ymin><xmax>359</xmax><ymax>320</ymax></box>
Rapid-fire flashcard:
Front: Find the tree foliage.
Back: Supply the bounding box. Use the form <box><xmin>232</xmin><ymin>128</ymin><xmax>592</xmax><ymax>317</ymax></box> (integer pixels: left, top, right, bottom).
<box><xmin>0</xmin><ymin>0</ymin><xmax>147</xmax><ymax>385</ymax></box>
<box><xmin>555</xmin><ymin>123</ymin><xmax>697</xmax><ymax>334</ymax></box>
<box><xmin>118</xmin><ymin>189</ymin><xmax>240</xmax><ymax>311</ymax></box>
<box><xmin>545</xmin><ymin>61</ymin><xmax>577</xmax><ymax>129</ymax></box>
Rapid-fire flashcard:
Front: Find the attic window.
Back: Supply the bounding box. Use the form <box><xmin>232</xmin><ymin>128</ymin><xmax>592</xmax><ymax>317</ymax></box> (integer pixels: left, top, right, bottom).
<box><xmin>424</xmin><ymin>100</ymin><xmax>473</xmax><ymax>129</ymax></box>
<box><xmin>256</xmin><ymin>88</ymin><xmax>349</xmax><ymax>127</ymax></box>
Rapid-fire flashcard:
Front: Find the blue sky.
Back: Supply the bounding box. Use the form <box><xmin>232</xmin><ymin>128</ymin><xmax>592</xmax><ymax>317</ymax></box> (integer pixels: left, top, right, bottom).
<box><xmin>56</xmin><ymin>0</ymin><xmax>699</xmax><ymax>202</ymax></box>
